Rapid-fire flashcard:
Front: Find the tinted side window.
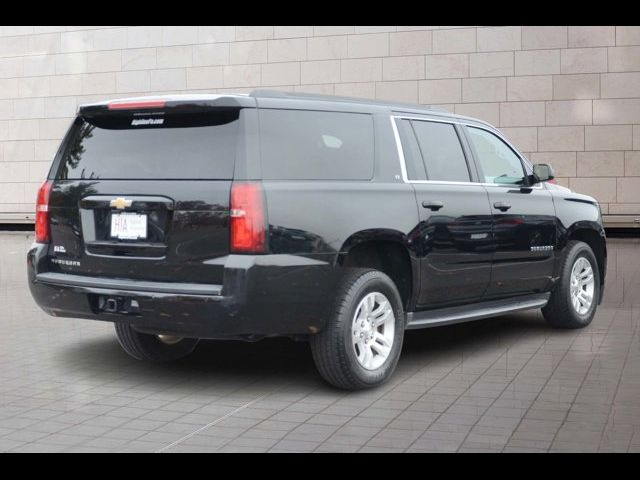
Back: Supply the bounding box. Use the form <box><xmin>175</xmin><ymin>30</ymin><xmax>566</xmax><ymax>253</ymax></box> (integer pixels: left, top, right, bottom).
<box><xmin>467</xmin><ymin>127</ymin><xmax>525</xmax><ymax>185</ymax></box>
<box><xmin>259</xmin><ymin>109</ymin><xmax>374</xmax><ymax>180</ymax></box>
<box><xmin>411</xmin><ymin>121</ymin><xmax>470</xmax><ymax>182</ymax></box>
<box><xmin>397</xmin><ymin>119</ymin><xmax>426</xmax><ymax>181</ymax></box>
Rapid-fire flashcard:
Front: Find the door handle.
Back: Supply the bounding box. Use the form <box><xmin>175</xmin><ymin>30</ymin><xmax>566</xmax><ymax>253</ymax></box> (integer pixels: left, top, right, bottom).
<box><xmin>493</xmin><ymin>202</ymin><xmax>512</xmax><ymax>212</ymax></box>
<box><xmin>422</xmin><ymin>200</ymin><xmax>444</xmax><ymax>211</ymax></box>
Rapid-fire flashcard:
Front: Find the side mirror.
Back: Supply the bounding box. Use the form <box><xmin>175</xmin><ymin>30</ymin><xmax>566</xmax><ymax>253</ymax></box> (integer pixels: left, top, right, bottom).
<box><xmin>532</xmin><ymin>163</ymin><xmax>555</xmax><ymax>183</ymax></box>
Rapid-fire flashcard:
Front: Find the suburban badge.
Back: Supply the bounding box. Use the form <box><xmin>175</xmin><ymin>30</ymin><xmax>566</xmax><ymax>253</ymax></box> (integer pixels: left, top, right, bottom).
<box><xmin>530</xmin><ymin>245</ymin><xmax>554</xmax><ymax>252</ymax></box>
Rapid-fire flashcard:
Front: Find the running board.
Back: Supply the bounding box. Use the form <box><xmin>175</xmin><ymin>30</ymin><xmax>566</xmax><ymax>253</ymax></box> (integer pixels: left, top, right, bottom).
<box><xmin>406</xmin><ymin>293</ymin><xmax>550</xmax><ymax>330</ymax></box>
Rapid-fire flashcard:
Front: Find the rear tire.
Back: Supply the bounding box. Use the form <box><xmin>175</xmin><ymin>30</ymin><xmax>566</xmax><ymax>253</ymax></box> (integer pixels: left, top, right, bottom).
<box><xmin>310</xmin><ymin>269</ymin><xmax>405</xmax><ymax>390</ymax></box>
<box><xmin>114</xmin><ymin>323</ymin><xmax>199</xmax><ymax>362</ymax></box>
<box><xmin>542</xmin><ymin>240</ymin><xmax>600</xmax><ymax>329</ymax></box>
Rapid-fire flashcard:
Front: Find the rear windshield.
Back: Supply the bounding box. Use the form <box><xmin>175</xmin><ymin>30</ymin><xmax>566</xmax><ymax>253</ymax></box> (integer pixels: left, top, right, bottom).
<box><xmin>259</xmin><ymin>109</ymin><xmax>374</xmax><ymax>180</ymax></box>
<box><xmin>56</xmin><ymin>110</ymin><xmax>240</xmax><ymax>180</ymax></box>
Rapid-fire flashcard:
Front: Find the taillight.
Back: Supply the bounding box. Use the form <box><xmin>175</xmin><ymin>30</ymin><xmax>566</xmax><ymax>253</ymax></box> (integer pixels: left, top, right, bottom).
<box><xmin>35</xmin><ymin>180</ymin><xmax>53</xmax><ymax>244</ymax></box>
<box><xmin>547</xmin><ymin>178</ymin><xmax>558</xmax><ymax>184</ymax></box>
<box><xmin>230</xmin><ymin>182</ymin><xmax>267</xmax><ymax>254</ymax></box>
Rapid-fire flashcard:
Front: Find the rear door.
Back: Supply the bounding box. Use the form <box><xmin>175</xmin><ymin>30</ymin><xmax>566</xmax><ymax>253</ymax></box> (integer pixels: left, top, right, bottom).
<box><xmin>46</xmin><ymin>105</ymin><xmax>249</xmax><ymax>285</ymax></box>
<box><xmin>395</xmin><ymin>117</ymin><xmax>494</xmax><ymax>308</ymax></box>
<box><xmin>463</xmin><ymin>125</ymin><xmax>557</xmax><ymax>297</ymax></box>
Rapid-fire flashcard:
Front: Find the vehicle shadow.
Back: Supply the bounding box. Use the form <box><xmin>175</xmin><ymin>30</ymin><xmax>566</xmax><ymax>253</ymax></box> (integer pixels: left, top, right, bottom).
<box><xmin>53</xmin><ymin>310</ymin><xmax>555</xmax><ymax>391</ymax></box>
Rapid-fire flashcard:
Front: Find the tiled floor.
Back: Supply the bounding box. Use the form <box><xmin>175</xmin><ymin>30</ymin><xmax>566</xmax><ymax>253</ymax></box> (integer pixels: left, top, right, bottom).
<box><xmin>1</xmin><ymin>232</ymin><xmax>639</xmax><ymax>452</ymax></box>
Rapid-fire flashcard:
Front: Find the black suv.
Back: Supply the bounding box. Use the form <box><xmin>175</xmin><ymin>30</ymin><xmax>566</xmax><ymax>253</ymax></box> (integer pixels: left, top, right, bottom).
<box><xmin>28</xmin><ymin>90</ymin><xmax>606</xmax><ymax>389</ymax></box>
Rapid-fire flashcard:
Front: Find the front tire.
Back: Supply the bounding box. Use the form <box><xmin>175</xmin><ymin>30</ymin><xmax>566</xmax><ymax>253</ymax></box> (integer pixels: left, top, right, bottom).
<box><xmin>542</xmin><ymin>240</ymin><xmax>600</xmax><ymax>329</ymax></box>
<box><xmin>310</xmin><ymin>269</ymin><xmax>405</xmax><ymax>390</ymax></box>
<box><xmin>114</xmin><ymin>323</ymin><xmax>199</xmax><ymax>362</ymax></box>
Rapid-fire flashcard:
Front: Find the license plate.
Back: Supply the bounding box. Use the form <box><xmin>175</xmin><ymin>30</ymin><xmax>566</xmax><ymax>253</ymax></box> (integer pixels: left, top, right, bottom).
<box><xmin>110</xmin><ymin>213</ymin><xmax>147</xmax><ymax>240</ymax></box>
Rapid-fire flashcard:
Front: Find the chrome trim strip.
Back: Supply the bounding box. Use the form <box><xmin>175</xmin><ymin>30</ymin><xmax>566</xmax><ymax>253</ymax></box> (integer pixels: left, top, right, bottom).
<box><xmin>391</xmin><ymin>115</ymin><xmax>542</xmax><ymax>189</ymax></box>
<box><xmin>389</xmin><ymin>115</ymin><xmax>409</xmax><ymax>183</ymax></box>
<box><xmin>36</xmin><ymin>272</ymin><xmax>222</xmax><ymax>296</ymax></box>
<box><xmin>393</xmin><ymin>114</ymin><xmax>531</xmax><ymax>163</ymax></box>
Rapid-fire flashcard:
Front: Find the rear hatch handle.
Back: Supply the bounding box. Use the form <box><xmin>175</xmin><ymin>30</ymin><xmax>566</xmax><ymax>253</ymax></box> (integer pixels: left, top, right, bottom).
<box><xmin>79</xmin><ymin>195</ymin><xmax>174</xmax><ymax>211</ymax></box>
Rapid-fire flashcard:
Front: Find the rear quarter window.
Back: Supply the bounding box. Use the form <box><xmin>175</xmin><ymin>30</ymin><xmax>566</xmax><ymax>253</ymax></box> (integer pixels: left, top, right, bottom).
<box><xmin>258</xmin><ymin>109</ymin><xmax>374</xmax><ymax>180</ymax></box>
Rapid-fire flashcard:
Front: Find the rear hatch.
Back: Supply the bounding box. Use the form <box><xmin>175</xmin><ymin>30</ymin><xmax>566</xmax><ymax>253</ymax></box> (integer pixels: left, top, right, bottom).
<box><xmin>46</xmin><ymin>97</ymin><xmax>252</xmax><ymax>285</ymax></box>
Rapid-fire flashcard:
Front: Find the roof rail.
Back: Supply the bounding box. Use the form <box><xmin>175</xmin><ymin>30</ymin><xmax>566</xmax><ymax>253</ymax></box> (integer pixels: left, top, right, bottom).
<box><xmin>249</xmin><ymin>89</ymin><xmax>450</xmax><ymax>113</ymax></box>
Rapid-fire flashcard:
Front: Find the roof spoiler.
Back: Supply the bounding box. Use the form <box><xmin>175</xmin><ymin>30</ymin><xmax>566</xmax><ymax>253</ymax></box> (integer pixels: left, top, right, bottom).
<box><xmin>78</xmin><ymin>94</ymin><xmax>255</xmax><ymax>116</ymax></box>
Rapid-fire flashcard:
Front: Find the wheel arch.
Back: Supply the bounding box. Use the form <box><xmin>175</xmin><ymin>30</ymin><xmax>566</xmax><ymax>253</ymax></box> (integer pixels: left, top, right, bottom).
<box><xmin>564</xmin><ymin>221</ymin><xmax>607</xmax><ymax>289</ymax></box>
<box><xmin>336</xmin><ymin>229</ymin><xmax>418</xmax><ymax>311</ymax></box>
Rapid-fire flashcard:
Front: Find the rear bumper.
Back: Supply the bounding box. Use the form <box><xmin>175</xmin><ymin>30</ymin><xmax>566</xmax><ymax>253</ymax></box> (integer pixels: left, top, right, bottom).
<box><xmin>28</xmin><ymin>244</ymin><xmax>337</xmax><ymax>339</ymax></box>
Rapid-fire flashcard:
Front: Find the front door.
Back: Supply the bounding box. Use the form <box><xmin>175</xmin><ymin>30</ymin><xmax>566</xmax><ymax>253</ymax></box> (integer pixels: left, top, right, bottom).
<box><xmin>464</xmin><ymin>125</ymin><xmax>557</xmax><ymax>298</ymax></box>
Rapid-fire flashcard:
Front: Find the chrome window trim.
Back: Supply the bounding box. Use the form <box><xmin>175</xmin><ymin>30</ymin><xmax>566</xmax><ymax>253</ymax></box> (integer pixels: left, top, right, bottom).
<box><xmin>390</xmin><ymin>115</ymin><xmax>410</xmax><ymax>183</ymax></box>
<box><xmin>390</xmin><ymin>115</ymin><xmax>543</xmax><ymax>189</ymax></box>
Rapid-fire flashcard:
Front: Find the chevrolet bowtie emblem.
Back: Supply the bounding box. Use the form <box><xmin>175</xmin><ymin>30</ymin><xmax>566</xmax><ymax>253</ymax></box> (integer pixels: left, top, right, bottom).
<box><xmin>110</xmin><ymin>197</ymin><xmax>132</xmax><ymax>210</ymax></box>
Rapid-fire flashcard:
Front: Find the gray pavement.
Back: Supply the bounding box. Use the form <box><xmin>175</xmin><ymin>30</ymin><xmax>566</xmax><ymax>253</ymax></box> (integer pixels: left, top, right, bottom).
<box><xmin>1</xmin><ymin>232</ymin><xmax>639</xmax><ymax>452</ymax></box>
